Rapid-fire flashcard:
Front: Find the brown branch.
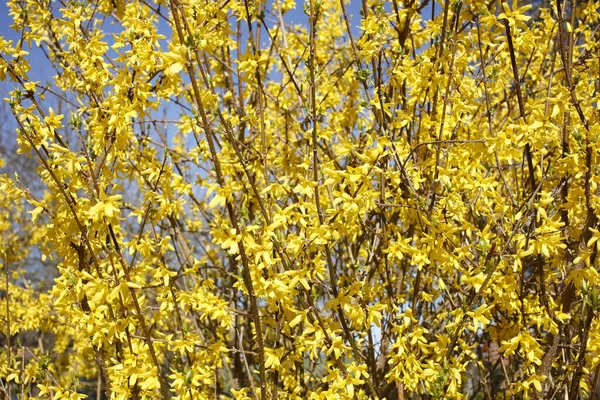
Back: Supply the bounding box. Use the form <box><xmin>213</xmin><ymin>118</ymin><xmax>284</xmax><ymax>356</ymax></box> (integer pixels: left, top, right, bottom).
<box><xmin>502</xmin><ymin>11</ymin><xmax>536</xmax><ymax>192</ymax></box>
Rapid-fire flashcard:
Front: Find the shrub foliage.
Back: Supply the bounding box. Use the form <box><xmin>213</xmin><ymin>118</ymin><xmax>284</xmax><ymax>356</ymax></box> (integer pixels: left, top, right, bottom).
<box><xmin>1</xmin><ymin>0</ymin><xmax>600</xmax><ymax>398</ymax></box>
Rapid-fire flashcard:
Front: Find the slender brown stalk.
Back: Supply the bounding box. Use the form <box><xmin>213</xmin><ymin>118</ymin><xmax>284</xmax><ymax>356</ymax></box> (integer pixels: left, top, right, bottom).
<box><xmin>3</xmin><ymin>251</ymin><xmax>10</xmax><ymax>399</ymax></box>
<box><xmin>502</xmin><ymin>12</ymin><xmax>536</xmax><ymax>192</ymax></box>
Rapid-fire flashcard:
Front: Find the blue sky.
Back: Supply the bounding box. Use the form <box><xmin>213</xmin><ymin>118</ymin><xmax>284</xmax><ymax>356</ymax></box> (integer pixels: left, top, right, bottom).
<box><xmin>0</xmin><ymin>0</ymin><xmax>51</xmax><ymax>95</ymax></box>
<box><xmin>0</xmin><ymin>0</ymin><xmax>438</xmax><ymax>101</ymax></box>
<box><xmin>0</xmin><ymin>0</ymin><xmax>373</xmax><ymax>156</ymax></box>
<box><xmin>0</xmin><ymin>0</ymin><xmax>434</xmax><ymax>180</ymax></box>
<box><xmin>0</xmin><ymin>0</ymin><xmax>366</xmax><ymax>83</ymax></box>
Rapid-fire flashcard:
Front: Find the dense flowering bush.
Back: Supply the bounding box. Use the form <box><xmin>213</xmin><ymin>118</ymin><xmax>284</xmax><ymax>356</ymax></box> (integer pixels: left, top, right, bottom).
<box><xmin>1</xmin><ymin>0</ymin><xmax>600</xmax><ymax>398</ymax></box>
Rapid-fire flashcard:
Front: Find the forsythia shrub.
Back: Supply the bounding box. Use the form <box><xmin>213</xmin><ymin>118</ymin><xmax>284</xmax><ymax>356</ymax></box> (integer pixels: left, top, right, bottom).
<box><xmin>0</xmin><ymin>0</ymin><xmax>599</xmax><ymax>398</ymax></box>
